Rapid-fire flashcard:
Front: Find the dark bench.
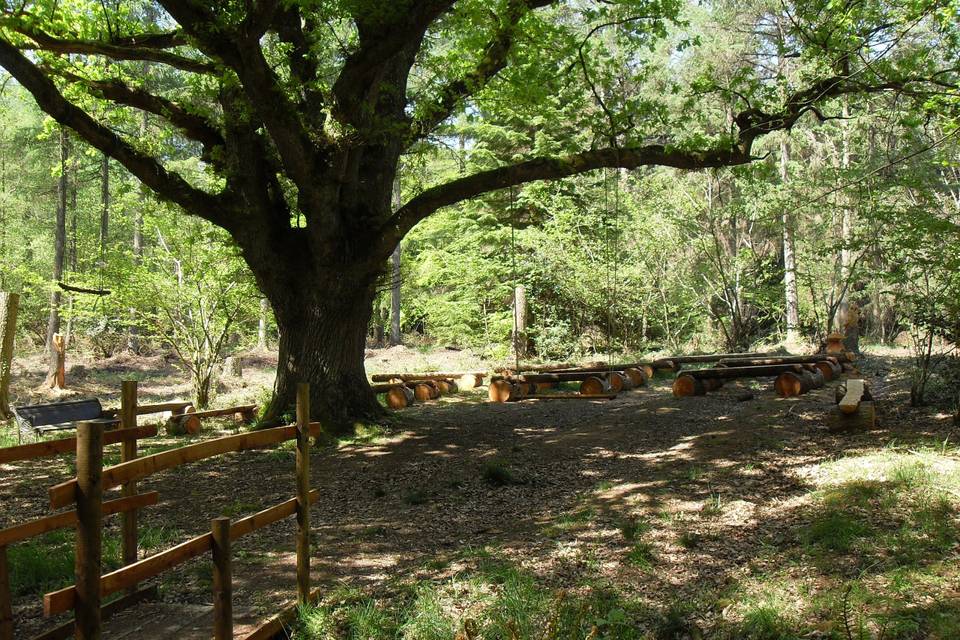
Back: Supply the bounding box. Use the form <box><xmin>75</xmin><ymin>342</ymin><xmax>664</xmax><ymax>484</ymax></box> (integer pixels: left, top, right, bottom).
<box><xmin>11</xmin><ymin>398</ymin><xmax>119</xmax><ymax>442</ymax></box>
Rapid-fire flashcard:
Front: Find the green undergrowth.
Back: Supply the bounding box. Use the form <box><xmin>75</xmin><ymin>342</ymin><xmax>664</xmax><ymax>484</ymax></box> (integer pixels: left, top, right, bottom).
<box><xmin>8</xmin><ymin>529</ymin><xmax>122</xmax><ymax>597</ymax></box>
<box><xmin>8</xmin><ymin>524</ymin><xmax>183</xmax><ymax>598</ymax></box>
<box><xmin>724</xmin><ymin>443</ymin><xmax>960</xmax><ymax>639</ymax></box>
<box><xmin>0</xmin><ymin>425</ymin><xmax>18</xmax><ymax>448</ymax></box>
<box><xmin>293</xmin><ymin>548</ymin><xmax>653</xmax><ymax>640</ymax></box>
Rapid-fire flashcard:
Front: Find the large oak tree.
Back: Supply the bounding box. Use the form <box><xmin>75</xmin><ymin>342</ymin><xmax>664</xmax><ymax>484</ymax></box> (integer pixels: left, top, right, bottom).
<box><xmin>0</xmin><ymin>0</ymin><xmax>954</xmax><ymax>430</ymax></box>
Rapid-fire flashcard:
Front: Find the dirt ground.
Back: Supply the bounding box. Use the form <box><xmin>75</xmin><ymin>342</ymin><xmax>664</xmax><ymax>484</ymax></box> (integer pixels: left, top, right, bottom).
<box><xmin>1</xmin><ymin>346</ymin><xmax>957</xmax><ymax>638</ymax></box>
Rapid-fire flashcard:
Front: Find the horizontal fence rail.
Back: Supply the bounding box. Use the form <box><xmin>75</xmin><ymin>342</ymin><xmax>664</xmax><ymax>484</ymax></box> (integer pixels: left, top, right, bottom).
<box><xmin>0</xmin><ymin>493</ymin><xmax>158</xmax><ymax>547</ymax></box>
<box><xmin>45</xmin><ymin>489</ymin><xmax>318</xmax><ymax>616</ymax></box>
<box><xmin>49</xmin><ymin>423</ymin><xmax>322</xmax><ymax>509</ymax></box>
<box><xmin>0</xmin><ymin>426</ymin><xmax>157</xmax><ymax>465</ymax></box>
<box><xmin>2</xmin><ymin>380</ymin><xmax>317</xmax><ymax>640</ymax></box>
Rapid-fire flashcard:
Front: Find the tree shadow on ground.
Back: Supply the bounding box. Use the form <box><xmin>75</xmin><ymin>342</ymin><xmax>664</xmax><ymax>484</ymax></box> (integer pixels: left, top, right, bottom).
<box><xmin>4</xmin><ymin>355</ymin><xmax>959</xmax><ymax>638</ymax></box>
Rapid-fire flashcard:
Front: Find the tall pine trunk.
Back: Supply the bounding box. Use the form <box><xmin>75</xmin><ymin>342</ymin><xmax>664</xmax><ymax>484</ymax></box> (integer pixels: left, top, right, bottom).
<box><xmin>781</xmin><ymin>137</ymin><xmax>799</xmax><ymax>343</ymax></box>
<box><xmin>44</xmin><ymin>127</ymin><xmax>67</xmax><ymax>388</ymax></box>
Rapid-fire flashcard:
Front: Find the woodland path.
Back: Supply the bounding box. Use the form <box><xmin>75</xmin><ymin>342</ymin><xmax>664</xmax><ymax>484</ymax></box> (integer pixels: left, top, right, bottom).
<box><xmin>3</xmin><ymin>354</ymin><xmax>946</xmax><ymax>638</ymax></box>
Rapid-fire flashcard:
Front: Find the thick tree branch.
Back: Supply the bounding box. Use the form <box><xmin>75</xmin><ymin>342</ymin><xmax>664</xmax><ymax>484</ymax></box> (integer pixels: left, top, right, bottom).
<box><xmin>0</xmin><ymin>18</ymin><xmax>215</xmax><ymax>73</ymax></box>
<box><xmin>377</xmin><ymin>143</ymin><xmax>752</xmax><ymax>255</ymax></box>
<box><xmin>0</xmin><ymin>37</ymin><xmax>233</xmax><ymax>230</ymax></box>
<box><xmin>50</xmin><ymin>68</ymin><xmax>225</xmax><ymax>154</ymax></box>
<box><xmin>273</xmin><ymin>4</ymin><xmax>324</xmax><ymax>119</ymax></box>
<box><xmin>332</xmin><ymin>0</ymin><xmax>455</xmax><ymax>128</ymax></box>
<box><xmin>158</xmin><ymin>0</ymin><xmax>328</xmax><ymax>217</ymax></box>
<box><xmin>412</xmin><ymin>0</ymin><xmax>556</xmax><ymax>138</ymax></box>
<box><xmin>736</xmin><ymin>74</ymin><xmax>957</xmax><ymax>146</ymax></box>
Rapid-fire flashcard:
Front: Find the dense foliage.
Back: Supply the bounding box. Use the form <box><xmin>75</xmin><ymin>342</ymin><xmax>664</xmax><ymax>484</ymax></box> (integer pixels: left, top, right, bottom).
<box><xmin>0</xmin><ymin>0</ymin><xmax>957</xmax><ymax>410</ymax></box>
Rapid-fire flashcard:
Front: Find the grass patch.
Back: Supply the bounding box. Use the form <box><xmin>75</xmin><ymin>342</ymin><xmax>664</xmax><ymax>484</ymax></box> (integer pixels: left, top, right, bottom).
<box><xmin>730</xmin><ymin>444</ymin><xmax>960</xmax><ymax>639</ymax></box>
<box><xmin>700</xmin><ymin>491</ymin><xmax>724</xmax><ymax>517</ymax></box>
<box><xmin>402</xmin><ymin>488</ymin><xmax>429</xmax><ymax>506</ymax></box>
<box><xmin>8</xmin><ymin>530</ymin><xmax>121</xmax><ymax>597</ymax></box>
<box><xmin>480</xmin><ymin>458</ymin><xmax>519</xmax><ymax>487</ymax></box>
<box><xmin>738</xmin><ymin>602</ymin><xmax>798</xmax><ymax>639</ymax></box>
<box><xmin>625</xmin><ymin>542</ymin><xmax>656</xmax><ymax>568</ymax></box>
<box><xmin>221</xmin><ymin>500</ymin><xmax>261</xmax><ymax>518</ymax></box>
<box><xmin>0</xmin><ymin>425</ymin><xmax>18</xmax><ymax>448</ymax></box>
<box><xmin>543</xmin><ymin>506</ymin><xmax>596</xmax><ymax>537</ymax></box>
<box><xmin>617</xmin><ymin>517</ymin><xmax>651</xmax><ymax>542</ymax></box>
<box><xmin>139</xmin><ymin>524</ymin><xmax>184</xmax><ymax>551</ymax></box>
<box><xmin>678</xmin><ymin>530</ymin><xmax>702</xmax><ymax>549</ymax></box>
<box><xmin>293</xmin><ymin>552</ymin><xmax>651</xmax><ymax>639</ymax></box>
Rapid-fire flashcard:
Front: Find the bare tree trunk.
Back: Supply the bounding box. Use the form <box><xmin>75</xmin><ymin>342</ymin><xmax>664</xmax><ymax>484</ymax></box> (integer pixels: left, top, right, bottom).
<box><xmin>257</xmin><ymin>297</ymin><xmax>269</xmax><ymax>349</ymax></box>
<box><xmin>389</xmin><ymin>177</ymin><xmax>402</xmax><ymax>346</ymax></box>
<box><xmin>45</xmin><ymin>128</ymin><xmax>67</xmax><ymax>387</ymax></box>
<box><xmin>100</xmin><ymin>154</ymin><xmax>109</xmax><ymax>248</ymax></box>
<box><xmin>837</xmin><ymin>99</ymin><xmax>860</xmax><ymax>353</ymax></box>
<box><xmin>0</xmin><ymin>292</ymin><xmax>19</xmax><ymax>418</ymax></box>
<box><xmin>513</xmin><ymin>284</ymin><xmax>527</xmax><ymax>359</ymax></box>
<box><xmin>781</xmin><ymin>137</ymin><xmax>800</xmax><ymax>343</ymax></box>
<box><xmin>127</xmin><ymin>116</ymin><xmax>146</xmax><ymax>353</ymax></box>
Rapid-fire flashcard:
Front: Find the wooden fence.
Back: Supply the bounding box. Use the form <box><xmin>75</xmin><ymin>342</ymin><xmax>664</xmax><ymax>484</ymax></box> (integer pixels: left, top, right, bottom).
<box><xmin>0</xmin><ymin>381</ymin><xmax>318</xmax><ymax>640</ymax></box>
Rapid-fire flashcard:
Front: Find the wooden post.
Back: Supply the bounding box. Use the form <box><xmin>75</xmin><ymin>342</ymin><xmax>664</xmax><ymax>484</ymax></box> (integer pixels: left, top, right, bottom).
<box><xmin>295</xmin><ymin>383</ymin><xmax>311</xmax><ymax>604</ymax></box>
<box><xmin>75</xmin><ymin>420</ymin><xmax>105</xmax><ymax>640</ymax></box>
<box><xmin>211</xmin><ymin>517</ymin><xmax>232</xmax><ymax>640</ymax></box>
<box><xmin>0</xmin><ymin>292</ymin><xmax>19</xmax><ymax>420</ymax></box>
<box><xmin>119</xmin><ymin>381</ymin><xmax>139</xmax><ymax>588</ymax></box>
<box><xmin>0</xmin><ymin>545</ymin><xmax>12</xmax><ymax>640</ymax></box>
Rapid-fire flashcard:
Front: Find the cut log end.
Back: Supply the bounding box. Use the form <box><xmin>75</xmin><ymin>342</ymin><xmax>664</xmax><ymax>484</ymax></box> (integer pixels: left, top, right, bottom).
<box><xmin>672</xmin><ymin>375</ymin><xmax>704</xmax><ymax>397</ymax></box>
<box><xmin>488</xmin><ymin>380</ymin><xmax>514</xmax><ymax>403</ymax></box>
<box><xmin>624</xmin><ymin>367</ymin><xmax>647</xmax><ymax>387</ymax></box>
<box><xmin>165</xmin><ymin>405</ymin><xmax>201</xmax><ymax>436</ymax></box>
<box><xmin>386</xmin><ymin>386</ymin><xmax>415</xmax><ymax>409</ymax></box>
<box><xmin>774</xmin><ymin>372</ymin><xmax>806</xmax><ymax>397</ymax></box>
<box><xmin>412</xmin><ymin>383</ymin><xmax>434</xmax><ymax>402</ymax></box>
<box><xmin>579</xmin><ymin>376</ymin><xmax>612</xmax><ymax>396</ymax></box>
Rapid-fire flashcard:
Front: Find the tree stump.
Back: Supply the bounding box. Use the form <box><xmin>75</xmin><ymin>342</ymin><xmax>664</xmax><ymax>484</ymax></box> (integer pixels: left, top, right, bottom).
<box><xmin>222</xmin><ymin>356</ymin><xmax>243</xmax><ymax>379</ymax></box>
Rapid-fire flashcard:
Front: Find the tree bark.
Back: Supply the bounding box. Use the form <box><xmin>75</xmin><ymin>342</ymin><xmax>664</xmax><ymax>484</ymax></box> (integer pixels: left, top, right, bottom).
<box><xmin>262</xmin><ymin>270</ymin><xmax>384</xmax><ymax>432</ymax></box>
<box><xmin>837</xmin><ymin>99</ymin><xmax>860</xmax><ymax>353</ymax></box>
<box><xmin>127</xmin><ymin>92</ymin><xmax>148</xmax><ymax>353</ymax></box>
<box><xmin>257</xmin><ymin>298</ymin><xmax>269</xmax><ymax>349</ymax></box>
<box><xmin>45</xmin><ymin>128</ymin><xmax>68</xmax><ymax>387</ymax></box>
<box><xmin>389</xmin><ymin>176</ymin><xmax>402</xmax><ymax>346</ymax></box>
<box><xmin>0</xmin><ymin>292</ymin><xmax>19</xmax><ymax>418</ymax></box>
<box><xmin>100</xmin><ymin>154</ymin><xmax>109</xmax><ymax>248</ymax></box>
<box><xmin>781</xmin><ymin>137</ymin><xmax>799</xmax><ymax>343</ymax></box>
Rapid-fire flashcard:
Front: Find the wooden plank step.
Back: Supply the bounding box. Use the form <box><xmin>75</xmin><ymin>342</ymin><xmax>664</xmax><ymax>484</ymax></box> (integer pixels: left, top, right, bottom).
<box><xmin>840</xmin><ymin>379</ymin><xmax>865</xmax><ymax>414</ymax></box>
<box><xmin>101</xmin><ymin>603</ymin><xmax>212</xmax><ymax>639</ymax></box>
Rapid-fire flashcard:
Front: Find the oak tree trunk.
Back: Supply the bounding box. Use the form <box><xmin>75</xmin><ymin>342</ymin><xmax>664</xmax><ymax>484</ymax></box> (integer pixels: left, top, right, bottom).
<box><xmin>262</xmin><ymin>270</ymin><xmax>384</xmax><ymax>433</ymax></box>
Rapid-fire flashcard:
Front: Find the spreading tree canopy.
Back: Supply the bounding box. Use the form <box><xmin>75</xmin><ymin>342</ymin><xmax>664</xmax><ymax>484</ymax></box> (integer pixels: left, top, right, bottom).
<box><xmin>0</xmin><ymin>0</ymin><xmax>956</xmax><ymax>429</ymax></box>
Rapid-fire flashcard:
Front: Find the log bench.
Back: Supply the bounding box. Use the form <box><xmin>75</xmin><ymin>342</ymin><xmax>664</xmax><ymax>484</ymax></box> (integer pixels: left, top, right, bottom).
<box><xmin>672</xmin><ymin>364</ymin><xmax>807</xmax><ymax>397</ymax></box>
<box><xmin>166</xmin><ymin>404</ymin><xmax>258</xmax><ymax>435</ymax></box>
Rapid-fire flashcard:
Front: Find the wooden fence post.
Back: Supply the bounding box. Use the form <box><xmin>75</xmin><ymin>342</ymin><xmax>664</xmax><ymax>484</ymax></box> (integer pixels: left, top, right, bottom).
<box><xmin>295</xmin><ymin>383</ymin><xmax>311</xmax><ymax>604</ymax></box>
<box><xmin>119</xmin><ymin>381</ymin><xmax>139</xmax><ymax>590</ymax></box>
<box><xmin>75</xmin><ymin>420</ymin><xmax>105</xmax><ymax>640</ymax></box>
<box><xmin>211</xmin><ymin>517</ymin><xmax>232</xmax><ymax>640</ymax></box>
<box><xmin>0</xmin><ymin>545</ymin><xmax>12</xmax><ymax>640</ymax></box>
